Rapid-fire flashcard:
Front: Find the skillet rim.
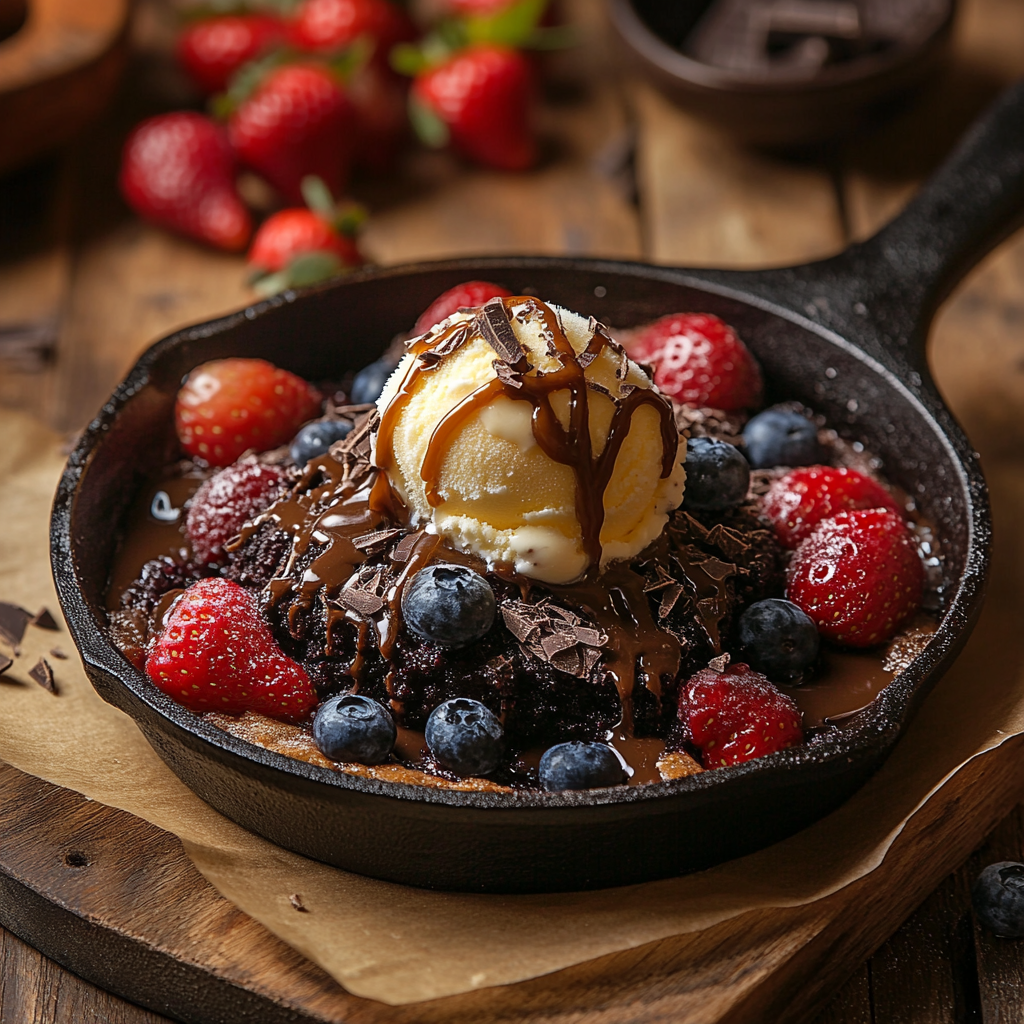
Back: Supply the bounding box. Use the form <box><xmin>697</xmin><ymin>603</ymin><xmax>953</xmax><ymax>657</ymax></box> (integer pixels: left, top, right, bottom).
<box><xmin>51</xmin><ymin>253</ymin><xmax>990</xmax><ymax>813</ymax></box>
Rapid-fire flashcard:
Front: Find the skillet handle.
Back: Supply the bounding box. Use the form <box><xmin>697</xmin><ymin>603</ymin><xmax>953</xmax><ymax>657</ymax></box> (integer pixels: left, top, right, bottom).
<box><xmin>727</xmin><ymin>79</ymin><xmax>1024</xmax><ymax>377</ymax></box>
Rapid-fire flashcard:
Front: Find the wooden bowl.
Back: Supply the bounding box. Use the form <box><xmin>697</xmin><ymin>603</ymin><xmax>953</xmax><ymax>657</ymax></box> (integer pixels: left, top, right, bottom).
<box><xmin>0</xmin><ymin>0</ymin><xmax>129</xmax><ymax>175</ymax></box>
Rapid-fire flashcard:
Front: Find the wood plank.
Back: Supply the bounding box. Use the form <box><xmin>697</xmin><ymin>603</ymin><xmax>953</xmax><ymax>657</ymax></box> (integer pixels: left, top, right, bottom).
<box><xmin>810</xmin><ymin>967</ymin><xmax>872</xmax><ymax>1024</ymax></box>
<box><xmin>629</xmin><ymin>81</ymin><xmax>845</xmax><ymax>268</ymax></box>
<box><xmin>964</xmin><ymin>806</ymin><xmax>1024</xmax><ymax>1024</ymax></box>
<box><xmin>0</xmin><ymin>927</ymin><xmax>171</xmax><ymax>1024</ymax></box>
<box><xmin>844</xmin><ymin>0</ymin><xmax>1024</xmax><ymax>240</ymax></box>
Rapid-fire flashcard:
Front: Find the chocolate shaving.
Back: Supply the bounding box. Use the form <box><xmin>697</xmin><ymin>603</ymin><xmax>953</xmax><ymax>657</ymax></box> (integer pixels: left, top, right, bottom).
<box><xmin>708</xmin><ymin>652</ymin><xmax>731</xmax><ymax>672</ymax></box>
<box><xmin>0</xmin><ymin>654</ymin><xmax>12</xmax><ymax>675</ymax></box>
<box><xmin>700</xmin><ymin>557</ymin><xmax>738</xmax><ymax>582</ymax></box>
<box><xmin>391</xmin><ymin>532</ymin><xmax>423</xmax><ymax>563</ymax></box>
<box><xmin>329</xmin><ymin>410</ymin><xmax>377</xmax><ymax>463</ymax></box>
<box><xmin>0</xmin><ymin>602</ymin><xmax>31</xmax><ymax>648</ymax></box>
<box><xmin>501</xmin><ymin>599</ymin><xmax>607</xmax><ymax>679</ymax></box>
<box><xmin>351</xmin><ymin>527</ymin><xmax>403</xmax><ymax>554</ymax></box>
<box><xmin>493</xmin><ymin>360</ymin><xmax>523</xmax><ymax>388</ymax></box>
<box><xmin>337</xmin><ymin>566</ymin><xmax>386</xmax><ymax>616</ymax></box>
<box><xmin>289</xmin><ymin>893</ymin><xmax>309</xmax><ymax>912</ymax></box>
<box><xmin>478</xmin><ymin>297</ymin><xmax>526</xmax><ymax>367</ymax></box>
<box><xmin>49</xmin><ymin>648</ymin><xmax>68</xmax><ymax>660</ymax></box>
<box><xmin>430</xmin><ymin>320</ymin><xmax>472</xmax><ymax>359</ymax></box>
<box><xmin>29</xmin><ymin>658</ymin><xmax>56</xmax><ymax>694</ymax></box>
<box><xmin>31</xmin><ymin>608</ymin><xmax>59</xmax><ymax>631</ymax></box>
<box><xmin>659</xmin><ymin>583</ymin><xmax>686</xmax><ymax>620</ymax></box>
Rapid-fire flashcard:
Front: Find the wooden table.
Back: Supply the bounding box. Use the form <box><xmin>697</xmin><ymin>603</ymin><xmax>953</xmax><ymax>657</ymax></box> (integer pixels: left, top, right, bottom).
<box><xmin>2</xmin><ymin>0</ymin><xmax>1024</xmax><ymax>1020</ymax></box>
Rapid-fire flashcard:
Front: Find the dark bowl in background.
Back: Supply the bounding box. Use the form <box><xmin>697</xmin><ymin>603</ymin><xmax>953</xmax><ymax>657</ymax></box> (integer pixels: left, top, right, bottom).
<box><xmin>608</xmin><ymin>0</ymin><xmax>955</xmax><ymax>146</ymax></box>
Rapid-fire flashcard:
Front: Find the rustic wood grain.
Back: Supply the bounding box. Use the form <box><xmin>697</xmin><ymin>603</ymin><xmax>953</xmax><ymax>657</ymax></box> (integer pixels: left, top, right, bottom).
<box><xmin>629</xmin><ymin>81</ymin><xmax>845</xmax><ymax>268</ymax></box>
<box><xmin>967</xmin><ymin>808</ymin><xmax>1024</xmax><ymax>1024</ymax></box>
<box><xmin>1</xmin><ymin>724</ymin><xmax>1022</xmax><ymax>1024</ymax></box>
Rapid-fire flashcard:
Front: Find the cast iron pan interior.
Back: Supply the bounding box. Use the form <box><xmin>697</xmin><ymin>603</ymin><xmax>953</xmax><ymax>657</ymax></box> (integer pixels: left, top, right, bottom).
<box><xmin>51</xmin><ymin>84</ymin><xmax>1024</xmax><ymax>892</ymax></box>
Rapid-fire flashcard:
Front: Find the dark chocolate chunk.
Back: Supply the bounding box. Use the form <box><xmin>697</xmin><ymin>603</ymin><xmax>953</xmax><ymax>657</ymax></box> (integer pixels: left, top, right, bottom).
<box><xmin>351</xmin><ymin>528</ymin><xmax>403</xmax><ymax>554</ymax></box>
<box><xmin>49</xmin><ymin>647</ymin><xmax>68</xmax><ymax>660</ymax></box>
<box><xmin>478</xmin><ymin>297</ymin><xmax>527</xmax><ymax>367</ymax></box>
<box><xmin>0</xmin><ymin>602</ymin><xmax>31</xmax><ymax>648</ymax></box>
<box><xmin>31</xmin><ymin>608</ymin><xmax>59</xmax><ymax>631</ymax></box>
<box><xmin>29</xmin><ymin>658</ymin><xmax>56</xmax><ymax>694</ymax></box>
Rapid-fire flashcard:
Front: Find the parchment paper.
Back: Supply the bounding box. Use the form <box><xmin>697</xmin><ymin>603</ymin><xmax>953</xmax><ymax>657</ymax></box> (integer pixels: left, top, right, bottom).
<box><xmin>2</xmin><ymin>404</ymin><xmax>1023</xmax><ymax>1006</ymax></box>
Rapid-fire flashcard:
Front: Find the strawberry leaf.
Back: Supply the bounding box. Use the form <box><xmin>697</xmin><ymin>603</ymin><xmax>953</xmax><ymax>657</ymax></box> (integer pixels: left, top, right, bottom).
<box><xmin>408</xmin><ymin>94</ymin><xmax>450</xmax><ymax>149</ymax></box>
<box><xmin>335</xmin><ymin>201</ymin><xmax>368</xmax><ymax>238</ymax></box>
<box><xmin>300</xmin><ymin>175</ymin><xmax>337</xmax><ymax>219</ymax></box>
<box><xmin>251</xmin><ymin>251</ymin><xmax>345</xmax><ymax>296</ymax></box>
<box><xmin>326</xmin><ymin>35</ymin><xmax>373</xmax><ymax>81</ymax></box>
<box><xmin>390</xmin><ymin>43</ymin><xmax>429</xmax><ymax>76</ymax></box>
<box><xmin>465</xmin><ymin>0</ymin><xmax>547</xmax><ymax>47</ymax></box>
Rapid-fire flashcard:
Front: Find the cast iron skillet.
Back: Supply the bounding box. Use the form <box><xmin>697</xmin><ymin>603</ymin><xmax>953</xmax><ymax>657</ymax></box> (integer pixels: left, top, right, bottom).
<box><xmin>52</xmin><ymin>83</ymin><xmax>1024</xmax><ymax>893</ymax></box>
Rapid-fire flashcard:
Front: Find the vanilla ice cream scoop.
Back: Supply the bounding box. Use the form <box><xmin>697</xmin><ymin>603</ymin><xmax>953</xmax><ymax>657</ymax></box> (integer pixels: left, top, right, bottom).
<box><xmin>372</xmin><ymin>296</ymin><xmax>686</xmax><ymax>584</ymax></box>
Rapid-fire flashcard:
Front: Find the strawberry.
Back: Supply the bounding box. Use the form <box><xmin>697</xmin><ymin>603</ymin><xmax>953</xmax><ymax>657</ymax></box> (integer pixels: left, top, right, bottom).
<box><xmin>176</xmin><ymin>14</ymin><xmax>286</xmax><ymax>95</ymax></box>
<box><xmin>175</xmin><ymin>358</ymin><xmax>322</xmax><ymax>467</ymax></box>
<box><xmin>786</xmin><ymin>508</ymin><xmax>924</xmax><ymax>647</ymax></box>
<box><xmin>249</xmin><ymin>208</ymin><xmax>361</xmax><ymax>272</ymax></box>
<box><xmin>146</xmin><ymin>578</ymin><xmax>317</xmax><ymax>723</ymax></box>
<box><xmin>119</xmin><ymin>113</ymin><xmax>251</xmax><ymax>251</ymax></box>
<box><xmin>630</xmin><ymin>312</ymin><xmax>763</xmax><ymax>411</ymax></box>
<box><xmin>290</xmin><ymin>0</ymin><xmax>416</xmax><ymax>63</ymax></box>
<box><xmin>410</xmin><ymin>44</ymin><xmax>536</xmax><ymax>171</ymax></box>
<box><xmin>680</xmin><ymin>663</ymin><xmax>803</xmax><ymax>769</ymax></box>
<box><xmin>227</xmin><ymin>64</ymin><xmax>355</xmax><ymax>204</ymax></box>
<box><xmin>186</xmin><ymin>459</ymin><xmax>289</xmax><ymax>564</ymax></box>
<box><xmin>762</xmin><ymin>466</ymin><xmax>902</xmax><ymax>549</ymax></box>
<box><xmin>248</xmin><ymin>176</ymin><xmax>365</xmax><ymax>295</ymax></box>
<box><xmin>413</xmin><ymin>280</ymin><xmax>513</xmax><ymax>334</ymax></box>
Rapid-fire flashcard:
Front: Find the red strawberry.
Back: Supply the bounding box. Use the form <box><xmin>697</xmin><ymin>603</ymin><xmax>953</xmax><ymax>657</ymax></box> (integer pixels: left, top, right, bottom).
<box><xmin>146</xmin><ymin>578</ymin><xmax>317</xmax><ymax>723</ymax></box>
<box><xmin>680</xmin><ymin>663</ymin><xmax>803</xmax><ymax>769</ymax></box>
<box><xmin>786</xmin><ymin>508</ymin><xmax>924</xmax><ymax>647</ymax></box>
<box><xmin>186</xmin><ymin>459</ymin><xmax>289</xmax><ymax>564</ymax></box>
<box><xmin>227</xmin><ymin>64</ymin><xmax>355</xmax><ymax>204</ymax></box>
<box><xmin>290</xmin><ymin>0</ymin><xmax>415</xmax><ymax>60</ymax></box>
<box><xmin>762</xmin><ymin>466</ymin><xmax>902</xmax><ymax>549</ymax></box>
<box><xmin>176</xmin><ymin>14</ymin><xmax>286</xmax><ymax>95</ymax></box>
<box><xmin>410</xmin><ymin>44</ymin><xmax>536</xmax><ymax>171</ymax></box>
<box><xmin>249</xmin><ymin>208</ymin><xmax>363</xmax><ymax>273</ymax></box>
<box><xmin>630</xmin><ymin>313</ymin><xmax>762</xmax><ymax>411</ymax></box>
<box><xmin>119</xmin><ymin>113</ymin><xmax>251</xmax><ymax>251</ymax></box>
<box><xmin>175</xmin><ymin>358</ymin><xmax>322</xmax><ymax>467</ymax></box>
<box><xmin>414</xmin><ymin>280</ymin><xmax>513</xmax><ymax>334</ymax></box>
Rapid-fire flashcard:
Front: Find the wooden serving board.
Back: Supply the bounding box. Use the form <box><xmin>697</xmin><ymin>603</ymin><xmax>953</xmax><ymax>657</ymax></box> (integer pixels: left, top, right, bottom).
<box><xmin>0</xmin><ymin>731</ymin><xmax>1022</xmax><ymax>1024</ymax></box>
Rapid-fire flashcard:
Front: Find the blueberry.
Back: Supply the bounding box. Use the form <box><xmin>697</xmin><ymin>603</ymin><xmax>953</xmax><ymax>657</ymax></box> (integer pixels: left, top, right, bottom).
<box><xmin>401</xmin><ymin>564</ymin><xmax>496</xmax><ymax>647</ymax></box>
<box><xmin>683</xmin><ymin>437</ymin><xmax>750</xmax><ymax>511</ymax></box>
<box><xmin>743</xmin><ymin>407</ymin><xmax>822</xmax><ymax>469</ymax></box>
<box><xmin>972</xmin><ymin>862</ymin><xmax>1024</xmax><ymax>937</ymax></box>
<box><xmin>350</xmin><ymin>357</ymin><xmax>396</xmax><ymax>405</ymax></box>
<box><xmin>539</xmin><ymin>742</ymin><xmax>626</xmax><ymax>791</ymax></box>
<box><xmin>312</xmin><ymin>694</ymin><xmax>396</xmax><ymax>765</ymax></box>
<box><xmin>290</xmin><ymin>419</ymin><xmax>353</xmax><ymax>466</ymax></box>
<box><xmin>425</xmin><ymin>698</ymin><xmax>504</xmax><ymax>776</ymax></box>
<box><xmin>738</xmin><ymin>598</ymin><xmax>820</xmax><ymax>681</ymax></box>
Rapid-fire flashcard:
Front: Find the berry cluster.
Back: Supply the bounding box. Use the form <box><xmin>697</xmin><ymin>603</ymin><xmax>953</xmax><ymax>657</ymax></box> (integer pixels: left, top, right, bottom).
<box><xmin>131</xmin><ymin>286</ymin><xmax>931</xmax><ymax>791</ymax></box>
<box><xmin>119</xmin><ymin>0</ymin><xmax>556</xmax><ymax>292</ymax></box>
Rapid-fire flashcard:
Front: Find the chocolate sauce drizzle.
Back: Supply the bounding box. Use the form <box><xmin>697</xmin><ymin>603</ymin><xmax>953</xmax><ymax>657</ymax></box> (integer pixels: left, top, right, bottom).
<box><xmin>375</xmin><ymin>296</ymin><xmax>678</xmax><ymax>571</ymax></box>
<box><xmin>228</xmin><ymin>298</ymin><xmax>695</xmax><ymax>777</ymax></box>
